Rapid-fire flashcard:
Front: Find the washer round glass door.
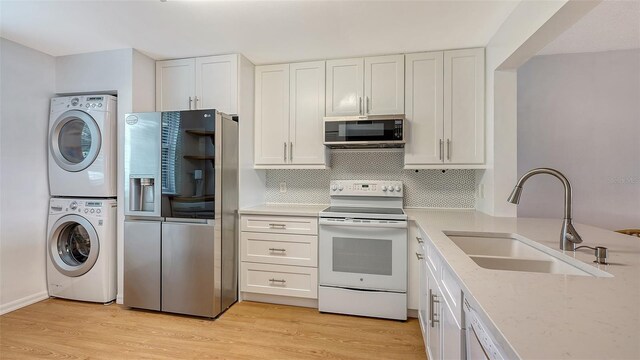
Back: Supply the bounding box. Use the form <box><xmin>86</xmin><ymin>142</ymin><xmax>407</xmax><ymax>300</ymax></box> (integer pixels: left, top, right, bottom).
<box><xmin>50</xmin><ymin>110</ymin><xmax>102</xmax><ymax>172</ymax></box>
<box><xmin>49</xmin><ymin>215</ymin><xmax>100</xmax><ymax>277</ymax></box>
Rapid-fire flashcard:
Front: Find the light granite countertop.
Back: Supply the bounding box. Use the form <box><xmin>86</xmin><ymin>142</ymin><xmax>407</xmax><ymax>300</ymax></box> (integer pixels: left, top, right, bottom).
<box><xmin>239</xmin><ymin>203</ymin><xmax>328</xmax><ymax>217</ymax></box>
<box><xmin>405</xmin><ymin>209</ymin><xmax>640</xmax><ymax>360</ymax></box>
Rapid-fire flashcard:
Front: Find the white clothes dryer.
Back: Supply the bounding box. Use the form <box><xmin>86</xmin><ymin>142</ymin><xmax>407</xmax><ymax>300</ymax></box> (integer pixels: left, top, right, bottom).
<box><xmin>47</xmin><ymin>198</ymin><xmax>117</xmax><ymax>303</ymax></box>
<box><xmin>49</xmin><ymin>95</ymin><xmax>117</xmax><ymax>197</ymax></box>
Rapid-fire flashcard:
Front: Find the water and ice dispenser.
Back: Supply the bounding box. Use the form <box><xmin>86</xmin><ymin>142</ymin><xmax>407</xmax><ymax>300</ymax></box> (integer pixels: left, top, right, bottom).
<box><xmin>129</xmin><ymin>177</ymin><xmax>156</xmax><ymax>212</ymax></box>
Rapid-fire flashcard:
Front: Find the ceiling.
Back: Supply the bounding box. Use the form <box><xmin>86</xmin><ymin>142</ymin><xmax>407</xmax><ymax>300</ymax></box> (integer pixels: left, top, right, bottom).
<box><xmin>0</xmin><ymin>1</ymin><xmax>519</xmax><ymax>64</ymax></box>
<box><xmin>538</xmin><ymin>0</ymin><xmax>640</xmax><ymax>55</ymax></box>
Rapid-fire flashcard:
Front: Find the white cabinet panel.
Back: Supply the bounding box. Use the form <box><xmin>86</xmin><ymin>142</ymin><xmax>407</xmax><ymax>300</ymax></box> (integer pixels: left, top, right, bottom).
<box><xmin>427</xmin><ymin>267</ymin><xmax>442</xmax><ymax>360</ymax></box>
<box><xmin>289</xmin><ymin>61</ymin><xmax>326</xmax><ymax>165</ymax></box>
<box><xmin>404</xmin><ymin>52</ymin><xmax>444</xmax><ymax>166</ymax></box>
<box><xmin>195</xmin><ymin>55</ymin><xmax>238</xmax><ymax>114</ymax></box>
<box><xmin>441</xmin><ymin>299</ymin><xmax>463</xmax><ymax>360</ymax></box>
<box><xmin>241</xmin><ymin>215</ymin><xmax>318</xmax><ymax>235</ymax></box>
<box><xmin>156</xmin><ymin>58</ymin><xmax>195</xmax><ymax>111</ymax></box>
<box><xmin>419</xmin><ymin>241</ymin><xmax>428</xmax><ymax>350</ymax></box>
<box><xmin>365</xmin><ymin>55</ymin><xmax>405</xmax><ymax>115</ymax></box>
<box><xmin>241</xmin><ymin>232</ymin><xmax>318</xmax><ymax>267</ymax></box>
<box><xmin>444</xmin><ymin>48</ymin><xmax>485</xmax><ymax>164</ymax></box>
<box><xmin>255</xmin><ymin>64</ymin><xmax>290</xmax><ymax>165</ymax></box>
<box><xmin>408</xmin><ymin>221</ymin><xmax>422</xmax><ymax>310</ymax></box>
<box><xmin>326</xmin><ymin>58</ymin><xmax>364</xmax><ymax>116</ymax></box>
<box><xmin>241</xmin><ymin>262</ymin><xmax>318</xmax><ymax>299</ymax></box>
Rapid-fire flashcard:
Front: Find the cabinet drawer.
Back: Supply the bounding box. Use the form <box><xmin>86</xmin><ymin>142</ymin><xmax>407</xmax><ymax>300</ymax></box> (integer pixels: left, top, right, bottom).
<box><xmin>241</xmin><ymin>263</ymin><xmax>318</xmax><ymax>299</ymax></box>
<box><xmin>241</xmin><ymin>215</ymin><xmax>318</xmax><ymax>235</ymax></box>
<box><xmin>440</xmin><ymin>264</ymin><xmax>462</xmax><ymax>327</ymax></box>
<box><xmin>241</xmin><ymin>232</ymin><xmax>317</xmax><ymax>267</ymax></box>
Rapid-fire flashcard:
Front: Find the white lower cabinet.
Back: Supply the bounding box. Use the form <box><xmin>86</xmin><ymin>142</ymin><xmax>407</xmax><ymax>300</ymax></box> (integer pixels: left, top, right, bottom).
<box><xmin>414</xmin><ymin>222</ymin><xmax>464</xmax><ymax>360</ymax></box>
<box><xmin>240</xmin><ymin>214</ymin><xmax>319</xmax><ymax>302</ymax></box>
<box><xmin>441</xmin><ymin>297</ymin><xmax>463</xmax><ymax>360</ymax></box>
<box><xmin>241</xmin><ymin>262</ymin><xmax>318</xmax><ymax>299</ymax></box>
<box><xmin>427</xmin><ymin>266</ymin><xmax>442</xmax><ymax>360</ymax></box>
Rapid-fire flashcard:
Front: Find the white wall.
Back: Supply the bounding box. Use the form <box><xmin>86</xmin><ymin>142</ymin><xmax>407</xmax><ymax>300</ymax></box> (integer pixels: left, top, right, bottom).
<box><xmin>476</xmin><ymin>0</ymin><xmax>600</xmax><ymax>217</ymax></box>
<box><xmin>517</xmin><ymin>49</ymin><xmax>640</xmax><ymax>230</ymax></box>
<box><xmin>0</xmin><ymin>38</ymin><xmax>55</xmax><ymax>314</ymax></box>
<box><xmin>238</xmin><ymin>54</ymin><xmax>265</xmax><ymax>208</ymax></box>
<box><xmin>55</xmin><ymin>49</ymin><xmax>155</xmax><ymax>304</ymax></box>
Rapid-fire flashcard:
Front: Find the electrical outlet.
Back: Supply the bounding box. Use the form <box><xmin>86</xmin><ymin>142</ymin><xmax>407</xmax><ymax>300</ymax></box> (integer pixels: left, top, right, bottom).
<box><xmin>279</xmin><ymin>182</ymin><xmax>287</xmax><ymax>193</ymax></box>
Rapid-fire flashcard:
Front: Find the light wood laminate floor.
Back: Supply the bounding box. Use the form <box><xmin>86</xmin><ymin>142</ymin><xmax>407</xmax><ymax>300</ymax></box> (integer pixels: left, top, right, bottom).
<box><xmin>0</xmin><ymin>299</ymin><xmax>425</xmax><ymax>359</ymax></box>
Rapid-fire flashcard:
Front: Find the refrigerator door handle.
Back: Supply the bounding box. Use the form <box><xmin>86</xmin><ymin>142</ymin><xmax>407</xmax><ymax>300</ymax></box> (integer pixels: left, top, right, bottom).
<box><xmin>164</xmin><ymin>217</ymin><xmax>212</xmax><ymax>225</ymax></box>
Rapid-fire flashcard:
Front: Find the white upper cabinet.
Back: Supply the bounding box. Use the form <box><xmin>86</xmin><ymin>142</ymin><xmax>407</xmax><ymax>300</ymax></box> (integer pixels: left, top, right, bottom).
<box><xmin>326</xmin><ymin>55</ymin><xmax>404</xmax><ymax>117</ymax></box>
<box><xmin>156</xmin><ymin>58</ymin><xmax>195</xmax><ymax>111</ymax></box>
<box><xmin>255</xmin><ymin>64</ymin><xmax>290</xmax><ymax>166</ymax></box>
<box><xmin>404</xmin><ymin>52</ymin><xmax>444</xmax><ymax>166</ymax></box>
<box><xmin>444</xmin><ymin>48</ymin><xmax>485</xmax><ymax>164</ymax></box>
<box><xmin>404</xmin><ymin>48</ymin><xmax>485</xmax><ymax>168</ymax></box>
<box><xmin>325</xmin><ymin>58</ymin><xmax>364</xmax><ymax>116</ymax></box>
<box><xmin>364</xmin><ymin>55</ymin><xmax>405</xmax><ymax>115</ymax></box>
<box><xmin>289</xmin><ymin>61</ymin><xmax>326</xmax><ymax>165</ymax></box>
<box><xmin>156</xmin><ymin>55</ymin><xmax>238</xmax><ymax>113</ymax></box>
<box><xmin>254</xmin><ymin>61</ymin><xmax>327</xmax><ymax>168</ymax></box>
<box><xmin>195</xmin><ymin>55</ymin><xmax>238</xmax><ymax>114</ymax></box>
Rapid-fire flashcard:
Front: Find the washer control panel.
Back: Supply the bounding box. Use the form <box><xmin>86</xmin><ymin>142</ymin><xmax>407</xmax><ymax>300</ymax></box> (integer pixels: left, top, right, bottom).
<box><xmin>49</xmin><ymin>199</ymin><xmax>105</xmax><ymax>217</ymax></box>
<box><xmin>329</xmin><ymin>180</ymin><xmax>403</xmax><ymax>197</ymax></box>
<box><xmin>50</xmin><ymin>95</ymin><xmax>114</xmax><ymax>113</ymax></box>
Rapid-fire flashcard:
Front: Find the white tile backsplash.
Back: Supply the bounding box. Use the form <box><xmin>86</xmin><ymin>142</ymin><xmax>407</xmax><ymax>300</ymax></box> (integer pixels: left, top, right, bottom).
<box><xmin>265</xmin><ymin>151</ymin><xmax>476</xmax><ymax>208</ymax></box>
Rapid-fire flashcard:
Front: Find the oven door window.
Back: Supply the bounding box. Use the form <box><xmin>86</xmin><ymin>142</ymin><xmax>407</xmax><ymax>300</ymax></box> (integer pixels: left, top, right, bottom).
<box><xmin>333</xmin><ymin>237</ymin><xmax>392</xmax><ymax>275</ymax></box>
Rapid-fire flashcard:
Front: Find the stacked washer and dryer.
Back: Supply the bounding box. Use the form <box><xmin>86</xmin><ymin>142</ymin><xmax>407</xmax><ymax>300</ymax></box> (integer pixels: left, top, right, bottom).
<box><xmin>46</xmin><ymin>95</ymin><xmax>118</xmax><ymax>303</ymax></box>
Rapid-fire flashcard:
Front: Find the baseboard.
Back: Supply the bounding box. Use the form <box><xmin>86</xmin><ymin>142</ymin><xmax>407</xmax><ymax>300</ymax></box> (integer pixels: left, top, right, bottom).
<box><xmin>0</xmin><ymin>291</ymin><xmax>49</xmax><ymax>315</ymax></box>
<box><xmin>408</xmin><ymin>308</ymin><xmax>418</xmax><ymax>318</ymax></box>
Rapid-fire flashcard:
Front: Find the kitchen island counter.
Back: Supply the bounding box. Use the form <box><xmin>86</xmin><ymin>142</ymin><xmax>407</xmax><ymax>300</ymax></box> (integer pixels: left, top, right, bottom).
<box><xmin>405</xmin><ymin>209</ymin><xmax>640</xmax><ymax>359</ymax></box>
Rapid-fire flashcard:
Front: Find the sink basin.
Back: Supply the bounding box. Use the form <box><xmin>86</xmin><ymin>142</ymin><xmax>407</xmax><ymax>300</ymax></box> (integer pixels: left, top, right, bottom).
<box><xmin>445</xmin><ymin>231</ymin><xmax>612</xmax><ymax>277</ymax></box>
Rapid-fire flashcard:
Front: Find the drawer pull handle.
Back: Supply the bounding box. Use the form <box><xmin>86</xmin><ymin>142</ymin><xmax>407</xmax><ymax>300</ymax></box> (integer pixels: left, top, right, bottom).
<box><xmin>430</xmin><ymin>290</ymin><xmax>440</xmax><ymax>327</ymax></box>
<box><xmin>269</xmin><ymin>278</ymin><xmax>286</xmax><ymax>284</ymax></box>
<box><xmin>268</xmin><ymin>223</ymin><xmax>287</xmax><ymax>229</ymax></box>
<box><xmin>416</xmin><ymin>236</ymin><xmax>424</xmax><ymax>244</ymax></box>
<box><xmin>415</xmin><ymin>252</ymin><xmax>424</xmax><ymax>260</ymax></box>
<box><xmin>269</xmin><ymin>248</ymin><xmax>286</xmax><ymax>253</ymax></box>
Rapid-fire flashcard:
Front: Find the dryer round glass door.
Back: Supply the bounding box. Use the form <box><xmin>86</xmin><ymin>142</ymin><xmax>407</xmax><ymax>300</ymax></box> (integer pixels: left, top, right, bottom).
<box><xmin>50</xmin><ymin>110</ymin><xmax>102</xmax><ymax>172</ymax></box>
<box><xmin>49</xmin><ymin>214</ymin><xmax>100</xmax><ymax>277</ymax></box>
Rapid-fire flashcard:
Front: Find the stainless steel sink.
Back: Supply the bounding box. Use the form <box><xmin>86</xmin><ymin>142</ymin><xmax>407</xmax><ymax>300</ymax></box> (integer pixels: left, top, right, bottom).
<box><xmin>445</xmin><ymin>231</ymin><xmax>612</xmax><ymax>277</ymax></box>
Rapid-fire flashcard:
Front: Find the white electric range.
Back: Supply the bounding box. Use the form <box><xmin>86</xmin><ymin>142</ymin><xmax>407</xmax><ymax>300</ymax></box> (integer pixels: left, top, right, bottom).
<box><xmin>318</xmin><ymin>180</ymin><xmax>408</xmax><ymax>320</ymax></box>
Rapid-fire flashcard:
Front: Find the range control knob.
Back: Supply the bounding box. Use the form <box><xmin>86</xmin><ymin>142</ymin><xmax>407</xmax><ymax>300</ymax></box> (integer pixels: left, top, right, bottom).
<box><xmin>395</xmin><ymin>185</ymin><xmax>401</xmax><ymax>192</ymax></box>
<box><xmin>389</xmin><ymin>187</ymin><xmax>395</xmax><ymax>192</ymax></box>
<box><xmin>382</xmin><ymin>185</ymin><xmax>387</xmax><ymax>191</ymax></box>
<box><xmin>331</xmin><ymin>184</ymin><xmax>338</xmax><ymax>191</ymax></box>
<box><xmin>338</xmin><ymin>185</ymin><xmax>344</xmax><ymax>191</ymax></box>
<box><xmin>69</xmin><ymin>201</ymin><xmax>78</xmax><ymax>210</ymax></box>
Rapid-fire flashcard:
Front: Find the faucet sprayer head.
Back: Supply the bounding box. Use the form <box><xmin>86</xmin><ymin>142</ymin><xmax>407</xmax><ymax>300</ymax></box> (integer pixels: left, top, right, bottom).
<box><xmin>507</xmin><ymin>186</ymin><xmax>523</xmax><ymax>204</ymax></box>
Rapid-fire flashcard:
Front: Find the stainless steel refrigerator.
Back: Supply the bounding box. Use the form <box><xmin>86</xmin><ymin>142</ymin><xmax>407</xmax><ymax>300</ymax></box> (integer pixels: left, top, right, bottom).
<box><xmin>123</xmin><ymin>109</ymin><xmax>238</xmax><ymax>318</ymax></box>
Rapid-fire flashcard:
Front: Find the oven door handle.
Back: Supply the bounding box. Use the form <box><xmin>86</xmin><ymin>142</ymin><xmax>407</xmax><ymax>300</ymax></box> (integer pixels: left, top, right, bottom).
<box><xmin>319</xmin><ymin>218</ymin><xmax>407</xmax><ymax>229</ymax></box>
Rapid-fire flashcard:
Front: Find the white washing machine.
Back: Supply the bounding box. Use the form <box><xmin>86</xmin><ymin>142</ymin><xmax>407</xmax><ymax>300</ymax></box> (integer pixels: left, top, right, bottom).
<box><xmin>47</xmin><ymin>198</ymin><xmax>117</xmax><ymax>303</ymax></box>
<box><xmin>49</xmin><ymin>95</ymin><xmax>117</xmax><ymax>197</ymax></box>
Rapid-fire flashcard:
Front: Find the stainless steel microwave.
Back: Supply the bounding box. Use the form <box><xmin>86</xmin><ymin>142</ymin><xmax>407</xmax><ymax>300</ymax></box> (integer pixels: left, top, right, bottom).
<box><xmin>323</xmin><ymin>115</ymin><xmax>405</xmax><ymax>148</ymax></box>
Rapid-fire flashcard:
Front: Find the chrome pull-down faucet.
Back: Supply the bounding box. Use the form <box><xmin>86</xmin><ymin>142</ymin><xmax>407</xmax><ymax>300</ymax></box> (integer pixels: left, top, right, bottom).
<box><xmin>507</xmin><ymin>168</ymin><xmax>583</xmax><ymax>251</ymax></box>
